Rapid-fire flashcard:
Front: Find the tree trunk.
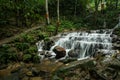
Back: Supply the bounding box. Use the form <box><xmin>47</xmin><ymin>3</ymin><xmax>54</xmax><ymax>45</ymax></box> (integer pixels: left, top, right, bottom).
<box><xmin>55</xmin><ymin>0</ymin><xmax>60</xmax><ymax>35</ymax></box>
<box><xmin>45</xmin><ymin>0</ymin><xmax>50</xmax><ymax>25</ymax></box>
<box><xmin>74</xmin><ymin>0</ymin><xmax>77</xmax><ymax>17</ymax></box>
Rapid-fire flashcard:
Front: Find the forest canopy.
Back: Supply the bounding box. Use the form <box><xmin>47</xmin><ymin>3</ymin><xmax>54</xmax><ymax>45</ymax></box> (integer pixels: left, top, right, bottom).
<box><xmin>0</xmin><ymin>0</ymin><xmax>120</xmax><ymax>28</ymax></box>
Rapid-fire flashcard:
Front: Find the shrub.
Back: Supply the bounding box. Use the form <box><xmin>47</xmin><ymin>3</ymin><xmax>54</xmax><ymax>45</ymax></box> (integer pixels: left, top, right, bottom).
<box><xmin>24</xmin><ymin>46</ymin><xmax>37</xmax><ymax>54</ymax></box>
<box><xmin>0</xmin><ymin>45</ymin><xmax>18</xmax><ymax>63</ymax></box>
<box><xmin>37</xmin><ymin>32</ymin><xmax>49</xmax><ymax>40</ymax></box>
<box><xmin>60</xmin><ymin>20</ymin><xmax>74</xmax><ymax>29</ymax></box>
<box><xmin>23</xmin><ymin>54</ymin><xmax>32</xmax><ymax>62</ymax></box>
<box><xmin>46</xmin><ymin>25</ymin><xmax>56</xmax><ymax>32</ymax></box>
<box><xmin>15</xmin><ymin>43</ymin><xmax>30</xmax><ymax>51</ymax></box>
<box><xmin>33</xmin><ymin>55</ymin><xmax>40</xmax><ymax>63</ymax></box>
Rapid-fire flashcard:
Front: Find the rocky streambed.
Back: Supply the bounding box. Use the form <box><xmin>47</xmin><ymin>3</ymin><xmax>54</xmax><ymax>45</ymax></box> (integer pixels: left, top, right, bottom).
<box><xmin>0</xmin><ymin>51</ymin><xmax>120</xmax><ymax>80</ymax></box>
<box><xmin>0</xmin><ymin>28</ymin><xmax>120</xmax><ymax>80</ymax></box>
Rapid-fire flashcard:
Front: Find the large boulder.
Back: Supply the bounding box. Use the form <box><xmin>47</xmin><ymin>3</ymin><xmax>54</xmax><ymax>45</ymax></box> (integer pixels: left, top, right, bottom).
<box><xmin>68</xmin><ymin>49</ymin><xmax>79</xmax><ymax>58</ymax></box>
<box><xmin>53</xmin><ymin>46</ymin><xmax>66</xmax><ymax>59</ymax></box>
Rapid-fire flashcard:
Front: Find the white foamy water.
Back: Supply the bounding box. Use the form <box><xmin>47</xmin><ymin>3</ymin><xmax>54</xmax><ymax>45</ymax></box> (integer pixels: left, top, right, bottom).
<box><xmin>50</xmin><ymin>30</ymin><xmax>113</xmax><ymax>59</ymax></box>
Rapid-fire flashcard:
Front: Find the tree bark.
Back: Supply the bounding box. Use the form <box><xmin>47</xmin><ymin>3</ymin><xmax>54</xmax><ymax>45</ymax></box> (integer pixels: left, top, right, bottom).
<box><xmin>55</xmin><ymin>0</ymin><xmax>60</xmax><ymax>35</ymax></box>
<box><xmin>74</xmin><ymin>0</ymin><xmax>77</xmax><ymax>17</ymax></box>
<box><xmin>45</xmin><ymin>0</ymin><xmax>50</xmax><ymax>25</ymax></box>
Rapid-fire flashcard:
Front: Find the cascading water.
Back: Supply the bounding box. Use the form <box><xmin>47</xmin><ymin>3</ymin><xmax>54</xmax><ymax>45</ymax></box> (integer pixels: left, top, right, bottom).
<box><xmin>36</xmin><ymin>29</ymin><xmax>115</xmax><ymax>60</ymax></box>
<box><xmin>51</xmin><ymin>30</ymin><xmax>113</xmax><ymax>58</ymax></box>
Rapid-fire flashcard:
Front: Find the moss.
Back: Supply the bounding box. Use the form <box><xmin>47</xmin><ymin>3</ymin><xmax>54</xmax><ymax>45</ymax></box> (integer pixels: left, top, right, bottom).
<box><xmin>15</xmin><ymin>43</ymin><xmax>30</xmax><ymax>51</ymax></box>
<box><xmin>33</xmin><ymin>55</ymin><xmax>40</xmax><ymax>63</ymax></box>
<box><xmin>23</xmin><ymin>54</ymin><xmax>32</xmax><ymax>62</ymax></box>
<box><xmin>37</xmin><ymin>32</ymin><xmax>49</xmax><ymax>40</ymax></box>
<box><xmin>24</xmin><ymin>46</ymin><xmax>37</xmax><ymax>54</ymax></box>
<box><xmin>46</xmin><ymin>25</ymin><xmax>56</xmax><ymax>32</ymax></box>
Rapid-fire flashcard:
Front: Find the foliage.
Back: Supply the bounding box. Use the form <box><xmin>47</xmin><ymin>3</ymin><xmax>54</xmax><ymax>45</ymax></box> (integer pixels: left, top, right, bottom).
<box><xmin>15</xmin><ymin>43</ymin><xmax>30</xmax><ymax>51</ymax></box>
<box><xmin>23</xmin><ymin>54</ymin><xmax>32</xmax><ymax>62</ymax></box>
<box><xmin>33</xmin><ymin>55</ymin><xmax>40</xmax><ymax>63</ymax></box>
<box><xmin>0</xmin><ymin>45</ymin><xmax>17</xmax><ymax>64</ymax></box>
<box><xmin>24</xmin><ymin>46</ymin><xmax>37</xmax><ymax>54</ymax></box>
<box><xmin>46</xmin><ymin>25</ymin><xmax>56</xmax><ymax>32</ymax></box>
<box><xmin>37</xmin><ymin>32</ymin><xmax>49</xmax><ymax>40</ymax></box>
<box><xmin>60</xmin><ymin>20</ymin><xmax>74</xmax><ymax>29</ymax></box>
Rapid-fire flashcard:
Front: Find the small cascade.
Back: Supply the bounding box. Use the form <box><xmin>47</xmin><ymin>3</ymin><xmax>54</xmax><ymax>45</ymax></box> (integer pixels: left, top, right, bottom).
<box><xmin>50</xmin><ymin>30</ymin><xmax>113</xmax><ymax>59</ymax></box>
<box><xmin>36</xmin><ymin>29</ymin><xmax>115</xmax><ymax>60</ymax></box>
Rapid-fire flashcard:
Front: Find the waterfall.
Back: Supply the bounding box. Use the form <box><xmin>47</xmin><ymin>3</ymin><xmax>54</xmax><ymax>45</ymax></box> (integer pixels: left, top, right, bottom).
<box><xmin>50</xmin><ymin>30</ymin><xmax>113</xmax><ymax>59</ymax></box>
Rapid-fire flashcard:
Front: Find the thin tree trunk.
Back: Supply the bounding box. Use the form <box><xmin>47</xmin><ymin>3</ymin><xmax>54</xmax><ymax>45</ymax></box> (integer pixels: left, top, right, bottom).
<box><xmin>45</xmin><ymin>0</ymin><xmax>50</xmax><ymax>25</ymax></box>
<box><xmin>74</xmin><ymin>0</ymin><xmax>77</xmax><ymax>17</ymax></box>
<box><xmin>55</xmin><ymin>0</ymin><xmax>60</xmax><ymax>35</ymax></box>
<box><xmin>57</xmin><ymin>0</ymin><xmax>60</xmax><ymax>25</ymax></box>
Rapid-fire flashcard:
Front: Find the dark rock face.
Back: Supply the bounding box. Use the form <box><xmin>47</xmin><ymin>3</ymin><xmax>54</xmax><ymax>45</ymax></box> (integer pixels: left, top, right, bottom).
<box><xmin>68</xmin><ymin>49</ymin><xmax>79</xmax><ymax>58</ymax></box>
<box><xmin>43</xmin><ymin>40</ymin><xmax>54</xmax><ymax>50</ymax></box>
<box><xmin>112</xmin><ymin>34</ymin><xmax>118</xmax><ymax>43</ymax></box>
<box><xmin>53</xmin><ymin>46</ymin><xmax>66</xmax><ymax>59</ymax></box>
<box><xmin>113</xmin><ymin>43</ymin><xmax>120</xmax><ymax>50</ymax></box>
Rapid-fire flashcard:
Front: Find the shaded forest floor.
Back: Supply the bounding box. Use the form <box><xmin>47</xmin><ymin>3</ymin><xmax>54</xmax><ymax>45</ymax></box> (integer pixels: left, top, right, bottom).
<box><xmin>0</xmin><ymin>26</ymin><xmax>27</xmax><ymax>40</ymax></box>
<box><xmin>0</xmin><ymin>24</ymin><xmax>45</xmax><ymax>45</ymax></box>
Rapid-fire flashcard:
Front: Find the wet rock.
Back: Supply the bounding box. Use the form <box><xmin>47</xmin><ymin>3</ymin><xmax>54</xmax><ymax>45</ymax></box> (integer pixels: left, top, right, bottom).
<box><xmin>31</xmin><ymin>68</ymin><xmax>39</xmax><ymax>76</ymax></box>
<box><xmin>26</xmin><ymin>71</ymin><xmax>33</xmax><ymax>77</ymax></box>
<box><xmin>68</xmin><ymin>49</ymin><xmax>79</xmax><ymax>58</ymax></box>
<box><xmin>89</xmin><ymin>69</ymin><xmax>106</xmax><ymax>80</ymax></box>
<box><xmin>45</xmin><ymin>51</ymin><xmax>53</xmax><ymax>57</ymax></box>
<box><xmin>20</xmin><ymin>68</ymin><xmax>29</xmax><ymax>75</ymax></box>
<box><xmin>111</xmin><ymin>34</ymin><xmax>118</xmax><ymax>42</ymax></box>
<box><xmin>39</xmin><ymin>51</ymin><xmax>56</xmax><ymax>60</ymax></box>
<box><xmin>53</xmin><ymin>46</ymin><xmax>66</xmax><ymax>59</ymax></box>
<box><xmin>93</xmin><ymin>50</ymin><xmax>105</xmax><ymax>61</ymax></box>
<box><xmin>108</xmin><ymin>59</ymin><xmax>120</xmax><ymax>70</ymax></box>
<box><xmin>113</xmin><ymin>43</ymin><xmax>120</xmax><ymax>50</ymax></box>
<box><xmin>43</xmin><ymin>40</ymin><xmax>54</xmax><ymax>50</ymax></box>
<box><xmin>59</xmin><ymin>58</ymin><xmax>77</xmax><ymax>64</ymax></box>
<box><xmin>8</xmin><ymin>63</ymin><xmax>21</xmax><ymax>73</ymax></box>
<box><xmin>33</xmin><ymin>59</ymin><xmax>63</xmax><ymax>73</ymax></box>
<box><xmin>101</xmin><ymin>68</ymin><xmax>118</xmax><ymax>80</ymax></box>
<box><xmin>30</xmin><ymin>77</ymin><xmax>42</xmax><ymax>80</ymax></box>
<box><xmin>22</xmin><ymin>76</ymin><xmax>29</xmax><ymax>80</ymax></box>
<box><xmin>56</xmin><ymin>58</ymin><xmax>95</xmax><ymax>72</ymax></box>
